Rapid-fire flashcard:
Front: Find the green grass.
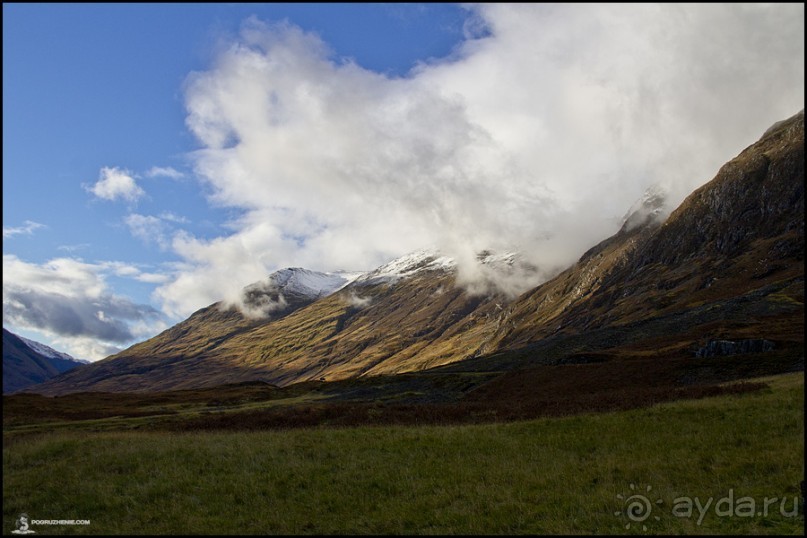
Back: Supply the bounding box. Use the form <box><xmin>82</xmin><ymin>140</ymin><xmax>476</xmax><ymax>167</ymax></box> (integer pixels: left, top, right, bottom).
<box><xmin>3</xmin><ymin>373</ymin><xmax>803</xmax><ymax>535</ymax></box>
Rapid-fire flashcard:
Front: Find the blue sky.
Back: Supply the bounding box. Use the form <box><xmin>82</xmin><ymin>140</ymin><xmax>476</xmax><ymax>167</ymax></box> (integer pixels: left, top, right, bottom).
<box><xmin>3</xmin><ymin>4</ymin><xmax>804</xmax><ymax>361</ymax></box>
<box><xmin>3</xmin><ymin>3</ymin><xmax>468</xmax><ymax>267</ymax></box>
<box><xmin>3</xmin><ymin>3</ymin><xmax>471</xmax><ymax>358</ymax></box>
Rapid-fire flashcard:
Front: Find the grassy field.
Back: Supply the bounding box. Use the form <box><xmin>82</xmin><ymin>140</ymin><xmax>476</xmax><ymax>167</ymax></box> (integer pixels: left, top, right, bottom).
<box><xmin>3</xmin><ymin>372</ymin><xmax>803</xmax><ymax>535</ymax></box>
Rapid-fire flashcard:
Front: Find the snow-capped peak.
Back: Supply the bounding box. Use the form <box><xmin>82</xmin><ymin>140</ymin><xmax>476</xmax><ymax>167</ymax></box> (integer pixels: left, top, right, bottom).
<box><xmin>352</xmin><ymin>248</ymin><xmax>527</xmax><ymax>287</ymax></box>
<box><xmin>242</xmin><ymin>249</ymin><xmax>527</xmax><ymax>304</ymax></box>
<box><xmin>237</xmin><ymin>267</ymin><xmax>365</xmax><ymax>318</ymax></box>
<box><xmin>18</xmin><ymin>335</ymin><xmax>87</xmax><ymax>364</ymax></box>
<box><xmin>354</xmin><ymin>248</ymin><xmax>457</xmax><ymax>285</ymax></box>
<box><xmin>620</xmin><ymin>184</ymin><xmax>669</xmax><ymax>232</ymax></box>
<box><xmin>246</xmin><ymin>267</ymin><xmax>361</xmax><ymax>300</ymax></box>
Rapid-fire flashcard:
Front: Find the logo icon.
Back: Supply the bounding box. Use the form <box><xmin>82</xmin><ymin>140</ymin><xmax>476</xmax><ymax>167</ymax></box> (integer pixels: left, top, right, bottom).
<box><xmin>615</xmin><ymin>484</ymin><xmax>663</xmax><ymax>531</ymax></box>
<box><xmin>12</xmin><ymin>513</ymin><xmax>35</xmax><ymax>534</ymax></box>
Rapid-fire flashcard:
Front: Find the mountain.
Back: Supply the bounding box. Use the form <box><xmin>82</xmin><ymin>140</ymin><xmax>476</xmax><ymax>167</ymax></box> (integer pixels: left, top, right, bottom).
<box><xmin>2</xmin><ymin>329</ymin><xmax>87</xmax><ymax>393</ymax></box>
<box><xmin>30</xmin><ymin>110</ymin><xmax>804</xmax><ymax>395</ymax></box>
<box><xmin>240</xmin><ymin>267</ymin><xmax>362</xmax><ymax>318</ymax></box>
<box><xmin>30</xmin><ymin>250</ymin><xmax>541</xmax><ymax>393</ymax></box>
<box><xmin>484</xmin><ymin>109</ymin><xmax>804</xmax><ymax>356</ymax></box>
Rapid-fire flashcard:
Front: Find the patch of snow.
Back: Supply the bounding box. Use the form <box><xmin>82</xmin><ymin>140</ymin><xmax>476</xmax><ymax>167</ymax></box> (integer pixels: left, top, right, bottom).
<box><xmin>331</xmin><ymin>270</ymin><xmax>366</xmax><ymax>291</ymax></box>
<box><xmin>352</xmin><ymin>248</ymin><xmax>524</xmax><ymax>287</ymax></box>
<box><xmin>354</xmin><ymin>248</ymin><xmax>457</xmax><ymax>285</ymax></box>
<box><xmin>477</xmin><ymin>250</ymin><xmax>518</xmax><ymax>268</ymax></box>
<box><xmin>620</xmin><ymin>184</ymin><xmax>669</xmax><ymax>232</ymax></box>
<box><xmin>244</xmin><ymin>248</ymin><xmax>528</xmax><ymax>303</ymax></box>
<box><xmin>18</xmin><ymin>335</ymin><xmax>88</xmax><ymax>364</ymax></box>
<box><xmin>247</xmin><ymin>268</ymin><xmax>360</xmax><ymax>299</ymax></box>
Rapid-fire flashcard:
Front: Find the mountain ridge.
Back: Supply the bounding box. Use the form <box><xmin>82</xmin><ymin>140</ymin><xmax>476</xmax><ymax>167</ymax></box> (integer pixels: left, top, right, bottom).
<box><xmin>485</xmin><ymin>109</ymin><xmax>804</xmax><ymax>354</ymax></box>
<box><xmin>29</xmin><ymin>110</ymin><xmax>804</xmax><ymax>395</ymax></box>
<box><xmin>3</xmin><ymin>329</ymin><xmax>87</xmax><ymax>393</ymax></box>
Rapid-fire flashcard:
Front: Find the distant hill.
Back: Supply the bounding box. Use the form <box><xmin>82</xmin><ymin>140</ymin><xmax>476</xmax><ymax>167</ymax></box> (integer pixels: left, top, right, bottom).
<box><xmin>3</xmin><ymin>329</ymin><xmax>87</xmax><ymax>393</ymax></box>
<box><xmin>32</xmin><ymin>110</ymin><xmax>804</xmax><ymax>395</ymax></box>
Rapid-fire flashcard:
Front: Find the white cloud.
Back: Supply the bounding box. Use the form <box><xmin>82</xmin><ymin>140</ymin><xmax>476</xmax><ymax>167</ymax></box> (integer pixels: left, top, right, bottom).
<box><xmin>2</xmin><ymin>255</ymin><xmax>167</xmax><ymax>361</ymax></box>
<box><xmin>158</xmin><ymin>211</ymin><xmax>189</xmax><ymax>224</ymax></box>
<box><xmin>146</xmin><ymin>166</ymin><xmax>186</xmax><ymax>179</ymax></box>
<box><xmin>125</xmin><ymin>213</ymin><xmax>169</xmax><ymax>248</ymax></box>
<box><xmin>57</xmin><ymin>243</ymin><xmax>91</xmax><ymax>253</ymax></box>
<box><xmin>49</xmin><ymin>335</ymin><xmax>125</xmax><ymax>363</ymax></box>
<box><xmin>101</xmin><ymin>261</ymin><xmax>141</xmax><ymax>277</ymax></box>
<box><xmin>344</xmin><ymin>291</ymin><xmax>372</xmax><ymax>309</ymax></box>
<box><xmin>153</xmin><ymin>225</ymin><xmax>288</xmax><ymax>318</ymax></box>
<box><xmin>86</xmin><ymin>166</ymin><xmax>145</xmax><ymax>202</ymax></box>
<box><xmin>124</xmin><ymin>212</ymin><xmax>189</xmax><ymax>249</ymax></box>
<box><xmin>3</xmin><ymin>220</ymin><xmax>46</xmax><ymax>239</ymax></box>
<box><xmin>135</xmin><ymin>272</ymin><xmax>171</xmax><ymax>284</ymax></box>
<box><xmin>152</xmin><ymin>6</ymin><xmax>803</xmax><ymax>318</ymax></box>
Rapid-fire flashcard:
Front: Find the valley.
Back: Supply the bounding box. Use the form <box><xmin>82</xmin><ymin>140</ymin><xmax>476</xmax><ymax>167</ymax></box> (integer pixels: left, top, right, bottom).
<box><xmin>4</xmin><ymin>6</ymin><xmax>804</xmax><ymax>535</ymax></box>
<box><xmin>3</xmin><ymin>107</ymin><xmax>803</xmax><ymax>536</ymax></box>
<box><xmin>3</xmin><ymin>372</ymin><xmax>802</xmax><ymax>534</ymax></box>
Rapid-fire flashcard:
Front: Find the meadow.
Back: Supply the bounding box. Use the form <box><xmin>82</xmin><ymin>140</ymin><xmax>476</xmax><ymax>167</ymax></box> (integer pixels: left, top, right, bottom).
<box><xmin>3</xmin><ymin>372</ymin><xmax>803</xmax><ymax>535</ymax></box>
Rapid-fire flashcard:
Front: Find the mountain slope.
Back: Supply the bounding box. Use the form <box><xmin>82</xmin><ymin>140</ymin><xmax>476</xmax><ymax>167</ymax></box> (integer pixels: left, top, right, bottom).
<box><xmin>31</xmin><ymin>251</ymin><xmax>528</xmax><ymax>393</ymax></box>
<box><xmin>31</xmin><ymin>110</ymin><xmax>804</xmax><ymax>395</ymax></box>
<box><xmin>96</xmin><ymin>267</ymin><xmax>358</xmax><ymax>369</ymax></box>
<box><xmin>2</xmin><ymin>329</ymin><xmax>86</xmax><ymax>393</ymax></box>
<box><xmin>486</xmin><ymin>109</ymin><xmax>804</xmax><ymax>357</ymax></box>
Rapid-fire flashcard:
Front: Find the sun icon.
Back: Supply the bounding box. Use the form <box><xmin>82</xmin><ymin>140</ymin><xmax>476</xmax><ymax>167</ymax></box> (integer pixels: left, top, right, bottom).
<box><xmin>614</xmin><ymin>483</ymin><xmax>663</xmax><ymax>531</ymax></box>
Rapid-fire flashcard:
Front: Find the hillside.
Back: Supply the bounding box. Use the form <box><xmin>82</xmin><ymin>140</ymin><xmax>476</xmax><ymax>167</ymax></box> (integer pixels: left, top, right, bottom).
<box><xmin>31</xmin><ymin>251</ymin><xmax>529</xmax><ymax>393</ymax></box>
<box><xmin>31</xmin><ymin>110</ymin><xmax>804</xmax><ymax>395</ymax></box>
<box><xmin>485</xmin><ymin>109</ymin><xmax>804</xmax><ymax>358</ymax></box>
<box><xmin>2</xmin><ymin>329</ymin><xmax>86</xmax><ymax>393</ymax></box>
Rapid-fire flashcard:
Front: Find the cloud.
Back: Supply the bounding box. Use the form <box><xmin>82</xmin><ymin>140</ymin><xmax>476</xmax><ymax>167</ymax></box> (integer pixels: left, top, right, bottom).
<box><xmin>2</xmin><ymin>255</ymin><xmax>167</xmax><ymax>361</ymax></box>
<box><xmin>153</xmin><ymin>224</ymin><xmax>287</xmax><ymax>318</ymax></box>
<box><xmin>124</xmin><ymin>212</ymin><xmax>188</xmax><ymax>249</ymax></box>
<box><xmin>125</xmin><ymin>213</ymin><xmax>170</xmax><ymax>248</ymax></box>
<box><xmin>99</xmin><ymin>260</ymin><xmax>171</xmax><ymax>283</ymax></box>
<box><xmin>57</xmin><ymin>243</ymin><xmax>91</xmax><ymax>253</ymax></box>
<box><xmin>158</xmin><ymin>211</ymin><xmax>189</xmax><ymax>224</ymax></box>
<box><xmin>134</xmin><ymin>272</ymin><xmax>170</xmax><ymax>284</ymax></box>
<box><xmin>153</xmin><ymin>6</ymin><xmax>803</xmax><ymax>318</ymax></box>
<box><xmin>343</xmin><ymin>291</ymin><xmax>372</xmax><ymax>309</ymax></box>
<box><xmin>146</xmin><ymin>166</ymin><xmax>186</xmax><ymax>179</ymax></box>
<box><xmin>46</xmin><ymin>337</ymin><xmax>123</xmax><ymax>364</ymax></box>
<box><xmin>86</xmin><ymin>166</ymin><xmax>145</xmax><ymax>202</ymax></box>
<box><xmin>3</xmin><ymin>220</ymin><xmax>46</xmax><ymax>239</ymax></box>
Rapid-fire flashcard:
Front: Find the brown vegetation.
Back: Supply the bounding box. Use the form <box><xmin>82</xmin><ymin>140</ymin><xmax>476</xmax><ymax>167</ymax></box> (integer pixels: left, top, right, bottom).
<box><xmin>7</xmin><ymin>350</ymin><xmax>800</xmax><ymax>434</ymax></box>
